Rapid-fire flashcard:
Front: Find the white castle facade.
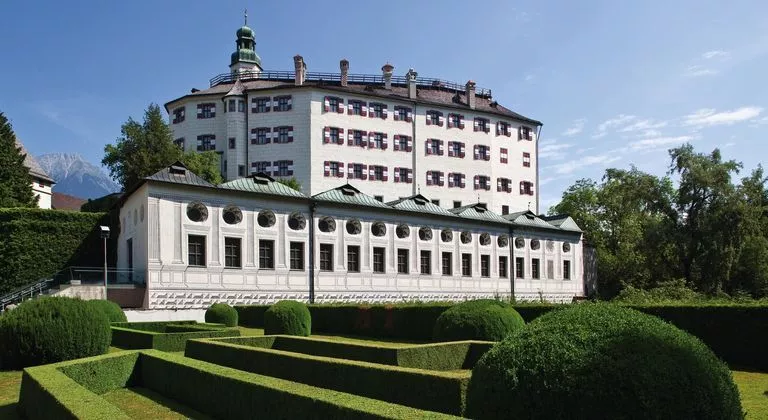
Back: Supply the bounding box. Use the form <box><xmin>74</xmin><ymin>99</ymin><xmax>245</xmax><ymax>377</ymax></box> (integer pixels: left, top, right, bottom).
<box><xmin>115</xmin><ymin>20</ymin><xmax>584</xmax><ymax>309</ymax></box>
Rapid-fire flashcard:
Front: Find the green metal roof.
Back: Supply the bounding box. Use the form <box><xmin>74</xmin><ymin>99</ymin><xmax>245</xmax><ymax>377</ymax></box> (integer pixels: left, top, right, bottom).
<box><xmin>541</xmin><ymin>214</ymin><xmax>583</xmax><ymax>232</ymax></box>
<box><xmin>448</xmin><ymin>203</ymin><xmax>508</xmax><ymax>223</ymax></box>
<box><xmin>387</xmin><ymin>194</ymin><xmax>455</xmax><ymax>216</ymax></box>
<box><xmin>219</xmin><ymin>173</ymin><xmax>306</xmax><ymax>198</ymax></box>
<box><xmin>505</xmin><ymin>210</ymin><xmax>581</xmax><ymax>232</ymax></box>
<box><xmin>145</xmin><ymin>161</ymin><xmax>216</xmax><ymax>188</ymax></box>
<box><xmin>313</xmin><ymin>184</ymin><xmax>391</xmax><ymax>208</ymax></box>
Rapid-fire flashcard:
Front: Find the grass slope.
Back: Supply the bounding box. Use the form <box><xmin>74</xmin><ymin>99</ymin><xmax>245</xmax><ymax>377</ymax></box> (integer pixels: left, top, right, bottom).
<box><xmin>733</xmin><ymin>371</ymin><xmax>768</xmax><ymax>419</ymax></box>
<box><xmin>102</xmin><ymin>387</ymin><xmax>213</xmax><ymax>420</ymax></box>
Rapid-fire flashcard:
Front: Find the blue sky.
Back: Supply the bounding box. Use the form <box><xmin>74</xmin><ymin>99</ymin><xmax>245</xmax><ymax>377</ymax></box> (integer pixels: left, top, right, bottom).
<box><xmin>1</xmin><ymin>0</ymin><xmax>766</xmax><ymax>209</ymax></box>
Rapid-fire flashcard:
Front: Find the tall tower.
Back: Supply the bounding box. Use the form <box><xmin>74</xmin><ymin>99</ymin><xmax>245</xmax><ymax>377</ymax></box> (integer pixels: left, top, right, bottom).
<box><xmin>230</xmin><ymin>9</ymin><xmax>262</xmax><ymax>74</ymax></box>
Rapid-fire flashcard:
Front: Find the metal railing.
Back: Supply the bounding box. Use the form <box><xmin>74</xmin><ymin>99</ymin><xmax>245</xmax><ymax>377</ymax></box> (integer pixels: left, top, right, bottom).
<box><xmin>52</xmin><ymin>267</ymin><xmax>146</xmax><ymax>287</ymax></box>
<box><xmin>209</xmin><ymin>70</ymin><xmax>492</xmax><ymax>98</ymax></box>
<box><xmin>0</xmin><ymin>278</ymin><xmax>54</xmax><ymax>311</ymax></box>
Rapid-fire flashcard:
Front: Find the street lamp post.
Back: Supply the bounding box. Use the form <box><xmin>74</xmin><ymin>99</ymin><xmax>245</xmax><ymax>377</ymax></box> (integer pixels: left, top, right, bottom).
<box><xmin>100</xmin><ymin>226</ymin><xmax>110</xmax><ymax>298</ymax></box>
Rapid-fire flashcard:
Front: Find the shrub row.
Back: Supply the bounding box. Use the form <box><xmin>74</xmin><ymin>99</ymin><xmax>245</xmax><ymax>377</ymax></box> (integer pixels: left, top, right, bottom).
<box><xmin>433</xmin><ymin>299</ymin><xmax>525</xmax><ymax>342</ymax></box>
<box><xmin>186</xmin><ymin>337</ymin><xmax>471</xmax><ymax>415</ymax></box>
<box><xmin>0</xmin><ymin>208</ymin><xmax>113</xmax><ymax>294</ymax></box>
<box><xmin>110</xmin><ymin>320</ymin><xmax>197</xmax><ymax>333</ymax></box>
<box><xmin>21</xmin><ymin>349</ymin><xmax>456</xmax><ymax>419</ymax></box>
<box><xmin>87</xmin><ymin>299</ymin><xmax>127</xmax><ymax>323</ymax></box>
<box><xmin>236</xmin><ymin>302</ymin><xmax>768</xmax><ymax>370</ymax></box>
<box><xmin>208</xmin><ymin>335</ymin><xmax>492</xmax><ymax>371</ymax></box>
<box><xmin>205</xmin><ymin>303</ymin><xmax>238</xmax><ymax>326</ymax></box>
<box><xmin>110</xmin><ymin>321</ymin><xmax>240</xmax><ymax>352</ymax></box>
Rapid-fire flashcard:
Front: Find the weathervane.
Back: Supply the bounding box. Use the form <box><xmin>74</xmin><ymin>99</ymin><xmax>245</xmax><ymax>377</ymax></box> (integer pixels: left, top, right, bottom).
<box><xmin>244</xmin><ymin>8</ymin><xmax>248</xmax><ymax>25</ymax></box>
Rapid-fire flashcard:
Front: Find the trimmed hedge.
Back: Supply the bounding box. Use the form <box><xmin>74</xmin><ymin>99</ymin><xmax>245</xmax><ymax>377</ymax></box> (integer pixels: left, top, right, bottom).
<box><xmin>205</xmin><ymin>302</ymin><xmax>238</xmax><ymax>326</ymax></box>
<box><xmin>20</xmin><ymin>349</ymin><xmax>456</xmax><ymax>419</ymax></box>
<box><xmin>186</xmin><ymin>337</ymin><xmax>471</xmax><ymax>415</ymax></box>
<box><xmin>433</xmin><ymin>299</ymin><xmax>525</xmax><ymax>341</ymax></box>
<box><xmin>87</xmin><ymin>299</ymin><xmax>127</xmax><ymax>323</ymax></box>
<box><xmin>466</xmin><ymin>304</ymin><xmax>743</xmax><ymax>419</ymax></box>
<box><xmin>237</xmin><ymin>302</ymin><xmax>768</xmax><ymax>370</ymax></box>
<box><xmin>205</xmin><ymin>335</ymin><xmax>493</xmax><ymax>371</ymax></box>
<box><xmin>110</xmin><ymin>321</ymin><xmax>240</xmax><ymax>351</ymax></box>
<box><xmin>0</xmin><ymin>296</ymin><xmax>111</xmax><ymax>369</ymax></box>
<box><xmin>0</xmin><ymin>208</ymin><xmax>115</xmax><ymax>294</ymax></box>
<box><xmin>264</xmin><ymin>300</ymin><xmax>311</xmax><ymax>336</ymax></box>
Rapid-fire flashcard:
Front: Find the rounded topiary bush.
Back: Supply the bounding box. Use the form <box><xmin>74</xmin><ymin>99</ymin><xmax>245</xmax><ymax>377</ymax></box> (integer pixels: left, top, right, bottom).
<box><xmin>432</xmin><ymin>299</ymin><xmax>524</xmax><ymax>342</ymax></box>
<box><xmin>0</xmin><ymin>296</ymin><xmax>111</xmax><ymax>369</ymax></box>
<box><xmin>264</xmin><ymin>300</ymin><xmax>311</xmax><ymax>336</ymax></box>
<box><xmin>87</xmin><ymin>299</ymin><xmax>127</xmax><ymax>323</ymax></box>
<box><xmin>205</xmin><ymin>302</ymin><xmax>238</xmax><ymax>327</ymax></box>
<box><xmin>466</xmin><ymin>303</ymin><xmax>742</xmax><ymax>420</ymax></box>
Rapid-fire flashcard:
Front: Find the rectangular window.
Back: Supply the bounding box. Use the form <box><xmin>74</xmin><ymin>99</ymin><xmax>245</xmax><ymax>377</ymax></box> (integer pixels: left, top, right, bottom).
<box><xmin>238</xmin><ymin>100</ymin><xmax>245</xmax><ymax>112</ymax></box>
<box><xmin>275</xmin><ymin>96</ymin><xmax>292</xmax><ymax>112</ymax></box>
<box><xmin>228</xmin><ymin>137</ymin><xmax>236</xmax><ymax>149</ymax></box>
<box><xmin>516</xmin><ymin>257</ymin><xmax>524</xmax><ymax>278</ymax></box>
<box><xmin>532</xmin><ymin>258</ymin><xmax>540</xmax><ymax>279</ymax></box>
<box><xmin>449</xmin><ymin>173</ymin><xmax>464</xmax><ymax>188</ymax></box>
<box><xmin>172</xmin><ymin>107</ymin><xmax>185</xmax><ymax>124</ymax></box>
<box><xmin>474</xmin><ymin>145</ymin><xmax>490</xmax><ymax>160</ymax></box>
<box><xmin>372</xmin><ymin>103</ymin><xmax>384</xmax><ymax>118</ymax></box>
<box><xmin>521</xmin><ymin>181</ymin><xmax>534</xmax><ymax>196</ymax></box>
<box><xmin>274</xmin><ymin>160</ymin><xmax>294</xmax><ymax>177</ymax></box>
<box><xmin>502</xmin><ymin>205</ymin><xmax>509</xmax><ymax>215</ymax></box>
<box><xmin>328</xmin><ymin>96</ymin><xmax>339</xmax><ymax>111</ymax></box>
<box><xmin>499</xmin><ymin>256</ymin><xmax>508</xmax><ymax>278</ymax></box>
<box><xmin>499</xmin><ymin>178</ymin><xmax>511</xmax><ymax>193</ymax></box>
<box><xmin>478</xmin><ymin>176</ymin><xmax>490</xmax><ymax>190</ymax></box>
<box><xmin>253</xmin><ymin>97</ymin><xmax>269</xmax><ymax>113</ymax></box>
<box><xmin>397</xmin><ymin>249</ymin><xmax>409</xmax><ymax>274</ymax></box>
<box><xmin>420</xmin><ymin>250</ymin><xmax>431</xmax><ymax>275</ymax></box>
<box><xmin>252</xmin><ymin>128</ymin><xmax>270</xmax><ymax>145</ymax></box>
<box><xmin>428</xmin><ymin>111</ymin><xmax>441</xmax><ymax>125</ymax></box>
<box><xmin>348</xmin><ymin>245</ymin><xmax>360</xmax><ymax>272</ymax></box>
<box><xmin>188</xmin><ymin>235</ymin><xmax>206</xmax><ymax>267</ymax></box>
<box><xmin>259</xmin><ymin>240</ymin><xmax>275</xmax><ymax>269</ymax></box>
<box><xmin>397</xmin><ymin>136</ymin><xmax>409</xmax><ymax>151</ymax></box>
<box><xmin>442</xmin><ymin>252</ymin><xmax>452</xmax><ymax>275</ymax></box>
<box><xmin>428</xmin><ymin>171</ymin><xmax>441</xmax><ymax>186</ymax></box>
<box><xmin>461</xmin><ymin>253</ymin><xmax>472</xmax><ymax>277</ymax></box>
<box><xmin>449</xmin><ymin>114</ymin><xmax>462</xmax><ymax>128</ymax></box>
<box><xmin>429</xmin><ymin>139</ymin><xmax>441</xmax><ymax>155</ymax></box>
<box><xmin>224</xmin><ymin>237</ymin><xmax>241</xmax><ymax>268</ymax></box>
<box><xmin>353</xmin><ymin>164</ymin><xmax>364</xmax><ymax>179</ymax></box>
<box><xmin>373</xmin><ymin>132</ymin><xmax>384</xmax><ymax>149</ymax></box>
<box><xmin>354</xmin><ymin>130</ymin><xmax>364</xmax><ymax>146</ymax></box>
<box><xmin>238</xmin><ymin>165</ymin><xmax>245</xmax><ymax>177</ymax></box>
<box><xmin>481</xmin><ymin>255</ymin><xmax>490</xmax><ymax>278</ymax></box>
<box><xmin>228</xmin><ymin>99</ymin><xmax>236</xmax><ymax>113</ymax></box>
<box><xmin>395</xmin><ymin>106</ymin><xmax>411</xmax><ymax>121</ymax></box>
<box><xmin>523</xmin><ymin>152</ymin><xmax>531</xmax><ymax>167</ymax></box>
<box><xmin>397</xmin><ymin>167</ymin><xmax>409</xmax><ymax>183</ymax></box>
<box><xmin>252</xmin><ymin>161</ymin><xmax>270</xmax><ymax>174</ymax></box>
<box><xmin>373</xmin><ymin>247</ymin><xmax>385</xmax><ymax>273</ymax></box>
<box><xmin>352</xmin><ymin>101</ymin><xmax>363</xmax><ymax>116</ymax></box>
<box><xmin>453</xmin><ymin>201</ymin><xmax>462</xmax><ymax>208</ymax></box>
<box><xmin>374</xmin><ymin>195</ymin><xmax>384</xmax><ymax>202</ymax></box>
<box><xmin>173</xmin><ymin>137</ymin><xmax>185</xmax><ymax>149</ymax></box>
<box><xmin>196</xmin><ymin>135</ymin><xmax>216</xmax><ymax>151</ymax></box>
<box><xmin>520</xmin><ymin>126</ymin><xmax>533</xmax><ymax>140</ymax></box>
<box><xmin>373</xmin><ymin>166</ymin><xmax>384</xmax><ymax>181</ymax></box>
<box><xmin>497</xmin><ymin>121</ymin><xmax>511</xmax><ymax>136</ymax></box>
<box><xmin>449</xmin><ymin>141</ymin><xmax>463</xmax><ymax>158</ymax></box>
<box><xmin>290</xmin><ymin>242</ymin><xmax>305</xmax><ymax>270</ymax></box>
<box><xmin>474</xmin><ymin>117</ymin><xmax>489</xmax><ymax>132</ymax></box>
<box><xmin>197</xmin><ymin>103</ymin><xmax>216</xmax><ymax>119</ymax></box>
<box><xmin>330</xmin><ymin>127</ymin><xmax>339</xmax><ymax>143</ymax></box>
<box><xmin>563</xmin><ymin>260</ymin><xmax>571</xmax><ymax>280</ymax></box>
<box><xmin>275</xmin><ymin>126</ymin><xmax>292</xmax><ymax>143</ymax></box>
<box><xmin>329</xmin><ymin>161</ymin><xmax>340</xmax><ymax>177</ymax></box>
<box><xmin>320</xmin><ymin>244</ymin><xmax>333</xmax><ymax>271</ymax></box>
<box><xmin>431</xmin><ymin>199</ymin><xmax>440</xmax><ymax>206</ymax></box>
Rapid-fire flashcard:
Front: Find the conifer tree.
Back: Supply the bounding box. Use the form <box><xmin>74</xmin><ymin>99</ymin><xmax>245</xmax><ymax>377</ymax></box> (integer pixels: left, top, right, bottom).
<box><xmin>0</xmin><ymin>111</ymin><xmax>37</xmax><ymax>208</ymax></box>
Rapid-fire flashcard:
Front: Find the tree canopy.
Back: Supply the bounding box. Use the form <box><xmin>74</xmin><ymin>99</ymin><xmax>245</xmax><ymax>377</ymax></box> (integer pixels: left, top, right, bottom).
<box><xmin>550</xmin><ymin>144</ymin><xmax>768</xmax><ymax>299</ymax></box>
<box><xmin>0</xmin><ymin>111</ymin><xmax>37</xmax><ymax>208</ymax></box>
<box><xmin>103</xmin><ymin>104</ymin><xmax>222</xmax><ymax>191</ymax></box>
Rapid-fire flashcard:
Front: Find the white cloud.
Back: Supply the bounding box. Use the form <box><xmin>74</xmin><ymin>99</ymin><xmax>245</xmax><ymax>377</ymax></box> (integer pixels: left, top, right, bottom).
<box><xmin>593</xmin><ymin>114</ymin><xmax>636</xmax><ymax>138</ymax></box>
<box><xmin>547</xmin><ymin>154</ymin><xmax>622</xmax><ymax>175</ymax></box>
<box><xmin>682</xmin><ymin>106</ymin><xmax>763</xmax><ymax>127</ymax></box>
<box><xmin>617</xmin><ymin>119</ymin><xmax>668</xmax><ymax>133</ymax></box>
<box><xmin>539</xmin><ymin>143</ymin><xmax>573</xmax><ymax>160</ymax></box>
<box><xmin>702</xmin><ymin>50</ymin><xmax>730</xmax><ymax>60</ymax></box>
<box><xmin>641</xmin><ymin>129</ymin><xmax>663</xmax><ymax>137</ymax></box>
<box><xmin>524</xmin><ymin>74</ymin><xmax>535</xmax><ymax>82</ymax></box>
<box><xmin>722</xmin><ymin>142</ymin><xmax>736</xmax><ymax>148</ymax></box>
<box><xmin>629</xmin><ymin>135</ymin><xmax>695</xmax><ymax>151</ymax></box>
<box><xmin>684</xmin><ymin>65</ymin><xmax>718</xmax><ymax>77</ymax></box>
<box><xmin>561</xmin><ymin>118</ymin><xmax>586</xmax><ymax>136</ymax></box>
<box><xmin>749</xmin><ymin>116</ymin><xmax>768</xmax><ymax>127</ymax></box>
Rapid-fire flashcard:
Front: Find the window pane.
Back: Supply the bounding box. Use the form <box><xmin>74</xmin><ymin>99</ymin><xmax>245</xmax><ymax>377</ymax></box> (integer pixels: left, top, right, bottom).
<box><xmin>259</xmin><ymin>240</ymin><xmax>274</xmax><ymax>269</ymax></box>
<box><xmin>348</xmin><ymin>245</ymin><xmax>360</xmax><ymax>272</ymax></box>
<box><xmin>442</xmin><ymin>252</ymin><xmax>452</xmax><ymax>275</ymax></box>
<box><xmin>373</xmin><ymin>247</ymin><xmax>385</xmax><ymax>273</ymax></box>
<box><xmin>188</xmin><ymin>235</ymin><xmax>206</xmax><ymax>267</ymax></box>
<box><xmin>320</xmin><ymin>244</ymin><xmax>333</xmax><ymax>271</ymax></box>
<box><xmin>290</xmin><ymin>242</ymin><xmax>304</xmax><ymax>270</ymax></box>
<box><xmin>397</xmin><ymin>249</ymin><xmax>409</xmax><ymax>274</ymax></box>
<box><xmin>224</xmin><ymin>237</ymin><xmax>241</xmax><ymax>268</ymax></box>
<box><xmin>420</xmin><ymin>250</ymin><xmax>431</xmax><ymax>275</ymax></box>
<box><xmin>462</xmin><ymin>253</ymin><xmax>472</xmax><ymax>277</ymax></box>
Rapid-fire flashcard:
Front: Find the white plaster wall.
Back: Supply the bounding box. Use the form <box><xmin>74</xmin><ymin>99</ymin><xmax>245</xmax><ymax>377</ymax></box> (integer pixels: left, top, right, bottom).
<box><xmin>512</xmin><ymin>229</ymin><xmax>583</xmax><ymax>299</ymax></box>
<box><xmin>32</xmin><ymin>180</ymin><xmax>52</xmax><ymax>209</ymax></box>
<box><xmin>117</xmin><ymin>184</ymin><xmax>149</xmax><ymax>280</ymax></box>
<box><xmin>125</xmin><ymin>309</ymin><xmax>206</xmax><ymax>323</ymax></box>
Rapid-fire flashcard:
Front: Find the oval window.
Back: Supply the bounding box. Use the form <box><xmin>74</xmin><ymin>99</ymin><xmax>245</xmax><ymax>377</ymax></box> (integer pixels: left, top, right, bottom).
<box><xmin>346</xmin><ymin>219</ymin><xmax>362</xmax><ymax>235</ymax></box>
<box><xmin>257</xmin><ymin>210</ymin><xmax>276</xmax><ymax>228</ymax></box>
<box><xmin>318</xmin><ymin>217</ymin><xmax>336</xmax><ymax>233</ymax></box>
<box><xmin>371</xmin><ymin>222</ymin><xmax>387</xmax><ymax>237</ymax></box>
<box><xmin>460</xmin><ymin>231</ymin><xmax>472</xmax><ymax>244</ymax></box>
<box><xmin>288</xmin><ymin>212</ymin><xmax>306</xmax><ymax>230</ymax></box>
<box><xmin>223</xmin><ymin>205</ymin><xmax>243</xmax><ymax>225</ymax></box>
<box><xmin>441</xmin><ymin>229</ymin><xmax>453</xmax><ymax>243</ymax></box>
<box><xmin>396</xmin><ymin>224</ymin><xmax>410</xmax><ymax>239</ymax></box>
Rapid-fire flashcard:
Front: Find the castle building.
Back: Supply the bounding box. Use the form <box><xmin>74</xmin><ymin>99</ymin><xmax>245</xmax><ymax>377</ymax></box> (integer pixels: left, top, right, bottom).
<box><xmin>116</xmin><ymin>163</ymin><xmax>583</xmax><ymax>309</ymax></box>
<box><xmin>16</xmin><ymin>138</ymin><xmax>55</xmax><ymax>209</ymax></box>
<box><xmin>165</xmin><ymin>19</ymin><xmax>541</xmax><ymax>216</ymax></box>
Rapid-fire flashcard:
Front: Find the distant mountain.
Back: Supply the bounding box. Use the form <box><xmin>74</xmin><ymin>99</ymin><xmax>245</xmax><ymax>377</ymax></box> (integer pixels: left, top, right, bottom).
<box><xmin>37</xmin><ymin>153</ymin><xmax>120</xmax><ymax>199</ymax></box>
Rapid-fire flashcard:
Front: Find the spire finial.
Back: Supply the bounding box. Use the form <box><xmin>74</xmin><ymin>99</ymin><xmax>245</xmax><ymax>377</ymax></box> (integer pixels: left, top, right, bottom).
<box><xmin>528</xmin><ymin>201</ymin><xmax>531</xmax><ymax>211</ymax></box>
<box><xmin>244</xmin><ymin>8</ymin><xmax>248</xmax><ymax>25</ymax></box>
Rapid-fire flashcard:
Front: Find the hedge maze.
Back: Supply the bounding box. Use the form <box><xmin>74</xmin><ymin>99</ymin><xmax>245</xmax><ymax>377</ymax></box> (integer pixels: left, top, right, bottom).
<box><xmin>110</xmin><ymin>321</ymin><xmax>240</xmax><ymax>352</ymax></box>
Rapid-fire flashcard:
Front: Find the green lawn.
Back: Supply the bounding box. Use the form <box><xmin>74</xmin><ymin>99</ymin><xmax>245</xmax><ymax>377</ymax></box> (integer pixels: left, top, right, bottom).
<box><xmin>102</xmin><ymin>387</ymin><xmax>213</xmax><ymax>420</ymax></box>
<box><xmin>733</xmin><ymin>370</ymin><xmax>768</xmax><ymax>419</ymax></box>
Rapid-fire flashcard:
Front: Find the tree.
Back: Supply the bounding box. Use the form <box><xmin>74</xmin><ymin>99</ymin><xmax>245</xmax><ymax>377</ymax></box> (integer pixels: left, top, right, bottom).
<box><xmin>182</xmin><ymin>151</ymin><xmax>223</xmax><ymax>185</ymax></box>
<box><xmin>0</xmin><ymin>111</ymin><xmax>37</xmax><ymax>208</ymax></box>
<box><xmin>276</xmin><ymin>177</ymin><xmax>301</xmax><ymax>192</ymax></box>
<box><xmin>103</xmin><ymin>104</ymin><xmax>222</xmax><ymax>191</ymax></box>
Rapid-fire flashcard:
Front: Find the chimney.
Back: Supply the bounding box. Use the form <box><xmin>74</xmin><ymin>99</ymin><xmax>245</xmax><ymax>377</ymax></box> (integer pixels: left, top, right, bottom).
<box><xmin>406</xmin><ymin>68</ymin><xmax>418</xmax><ymax>99</ymax></box>
<box><xmin>382</xmin><ymin>63</ymin><xmax>394</xmax><ymax>90</ymax></box>
<box><xmin>293</xmin><ymin>55</ymin><xmax>306</xmax><ymax>86</ymax></box>
<box><xmin>466</xmin><ymin>80</ymin><xmax>476</xmax><ymax>110</ymax></box>
<box><xmin>340</xmin><ymin>59</ymin><xmax>349</xmax><ymax>87</ymax></box>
